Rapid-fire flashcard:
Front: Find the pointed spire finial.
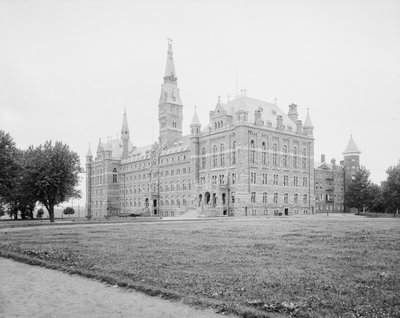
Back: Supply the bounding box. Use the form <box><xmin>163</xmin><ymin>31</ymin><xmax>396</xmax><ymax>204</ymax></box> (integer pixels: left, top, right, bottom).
<box><xmin>304</xmin><ymin>108</ymin><xmax>313</xmax><ymax>127</ymax></box>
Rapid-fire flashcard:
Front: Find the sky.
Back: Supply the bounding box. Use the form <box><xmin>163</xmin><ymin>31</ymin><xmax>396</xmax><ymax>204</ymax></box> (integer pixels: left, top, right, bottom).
<box><xmin>1</xmin><ymin>0</ymin><xmax>399</xmax><ymax>206</ymax></box>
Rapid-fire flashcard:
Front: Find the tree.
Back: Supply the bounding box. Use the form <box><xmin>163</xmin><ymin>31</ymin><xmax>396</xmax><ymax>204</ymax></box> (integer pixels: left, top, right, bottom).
<box><xmin>63</xmin><ymin>207</ymin><xmax>75</xmax><ymax>217</ymax></box>
<box><xmin>23</xmin><ymin>141</ymin><xmax>82</xmax><ymax>222</ymax></box>
<box><xmin>366</xmin><ymin>183</ymin><xmax>386</xmax><ymax>213</ymax></box>
<box><xmin>36</xmin><ymin>208</ymin><xmax>45</xmax><ymax>219</ymax></box>
<box><xmin>0</xmin><ymin>131</ymin><xmax>20</xmax><ymax>218</ymax></box>
<box><xmin>383</xmin><ymin>162</ymin><xmax>400</xmax><ymax>214</ymax></box>
<box><xmin>344</xmin><ymin>166</ymin><xmax>372</xmax><ymax>213</ymax></box>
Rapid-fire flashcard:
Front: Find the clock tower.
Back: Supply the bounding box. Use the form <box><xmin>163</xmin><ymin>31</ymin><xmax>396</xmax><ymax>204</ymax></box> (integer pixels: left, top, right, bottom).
<box><xmin>158</xmin><ymin>40</ymin><xmax>183</xmax><ymax>147</ymax></box>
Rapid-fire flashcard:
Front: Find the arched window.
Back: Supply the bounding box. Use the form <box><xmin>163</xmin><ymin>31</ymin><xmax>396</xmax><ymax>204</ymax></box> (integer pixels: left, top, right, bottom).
<box><xmin>273</xmin><ymin>192</ymin><xmax>278</xmax><ymax>204</ymax></box>
<box><xmin>262</xmin><ymin>142</ymin><xmax>267</xmax><ymax>165</ymax></box>
<box><xmin>201</xmin><ymin>148</ymin><xmax>206</xmax><ymax>169</ymax></box>
<box><xmin>213</xmin><ymin>145</ymin><xmax>218</xmax><ymax>167</ymax></box>
<box><xmin>273</xmin><ymin>143</ymin><xmax>278</xmax><ymax>166</ymax></box>
<box><xmin>303</xmin><ymin>194</ymin><xmax>308</xmax><ymax>204</ymax></box>
<box><xmin>215</xmin><ymin>122</ymin><xmax>218</xmax><ymax>130</ymax></box>
<box><xmin>284</xmin><ymin>193</ymin><xmax>289</xmax><ymax>204</ymax></box>
<box><xmin>293</xmin><ymin>146</ymin><xmax>298</xmax><ymax>169</ymax></box>
<box><xmin>263</xmin><ymin>192</ymin><xmax>268</xmax><ymax>204</ymax></box>
<box><xmin>221</xmin><ymin>121</ymin><xmax>223</xmax><ymax>127</ymax></box>
<box><xmin>251</xmin><ymin>192</ymin><xmax>256</xmax><ymax>203</ymax></box>
<box><xmin>294</xmin><ymin>194</ymin><xmax>298</xmax><ymax>204</ymax></box>
<box><xmin>232</xmin><ymin>141</ymin><xmax>236</xmax><ymax>165</ymax></box>
<box><xmin>112</xmin><ymin>168</ymin><xmax>118</xmax><ymax>183</ymax></box>
<box><xmin>220</xmin><ymin>144</ymin><xmax>225</xmax><ymax>166</ymax></box>
<box><xmin>250</xmin><ymin>140</ymin><xmax>255</xmax><ymax>164</ymax></box>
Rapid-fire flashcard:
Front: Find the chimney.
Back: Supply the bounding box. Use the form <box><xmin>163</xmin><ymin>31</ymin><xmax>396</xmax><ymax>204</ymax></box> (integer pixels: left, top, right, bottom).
<box><xmin>276</xmin><ymin>115</ymin><xmax>283</xmax><ymax>130</ymax></box>
<box><xmin>321</xmin><ymin>154</ymin><xmax>325</xmax><ymax>163</ymax></box>
<box><xmin>296</xmin><ymin>120</ymin><xmax>303</xmax><ymax>133</ymax></box>
<box><xmin>288</xmin><ymin>103</ymin><xmax>298</xmax><ymax>123</ymax></box>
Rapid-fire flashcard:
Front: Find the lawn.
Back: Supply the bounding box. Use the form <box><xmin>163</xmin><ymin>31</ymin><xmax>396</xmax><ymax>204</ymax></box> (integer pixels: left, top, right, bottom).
<box><xmin>1</xmin><ymin>215</ymin><xmax>399</xmax><ymax>318</ymax></box>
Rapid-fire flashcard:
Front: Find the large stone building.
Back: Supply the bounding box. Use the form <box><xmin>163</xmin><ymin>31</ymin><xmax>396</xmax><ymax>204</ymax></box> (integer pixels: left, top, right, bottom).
<box><xmin>85</xmin><ymin>42</ymin><xmax>318</xmax><ymax>218</ymax></box>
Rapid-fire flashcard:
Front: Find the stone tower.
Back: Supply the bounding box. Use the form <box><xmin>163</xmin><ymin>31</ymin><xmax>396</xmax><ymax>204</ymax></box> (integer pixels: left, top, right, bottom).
<box><xmin>158</xmin><ymin>40</ymin><xmax>183</xmax><ymax>147</ymax></box>
<box><xmin>343</xmin><ymin>135</ymin><xmax>361</xmax><ymax>186</ymax></box>
<box><xmin>121</xmin><ymin>110</ymin><xmax>130</xmax><ymax>159</ymax></box>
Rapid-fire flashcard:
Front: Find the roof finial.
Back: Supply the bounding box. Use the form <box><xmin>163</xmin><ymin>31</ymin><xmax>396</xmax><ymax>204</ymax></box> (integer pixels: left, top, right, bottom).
<box><xmin>218</xmin><ymin>95</ymin><xmax>221</xmax><ymax>103</ymax></box>
<box><xmin>167</xmin><ymin>37</ymin><xmax>173</xmax><ymax>48</ymax></box>
<box><xmin>274</xmin><ymin>97</ymin><xmax>278</xmax><ymax>105</ymax></box>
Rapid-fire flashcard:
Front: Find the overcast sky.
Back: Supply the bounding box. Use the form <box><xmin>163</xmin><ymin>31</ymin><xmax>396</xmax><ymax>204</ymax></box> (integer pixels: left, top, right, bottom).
<box><xmin>1</xmin><ymin>0</ymin><xmax>399</xmax><ymax>205</ymax></box>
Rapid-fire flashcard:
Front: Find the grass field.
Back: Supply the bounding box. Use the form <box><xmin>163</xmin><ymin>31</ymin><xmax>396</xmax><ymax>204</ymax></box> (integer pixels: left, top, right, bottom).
<box><xmin>1</xmin><ymin>215</ymin><xmax>399</xmax><ymax>318</ymax></box>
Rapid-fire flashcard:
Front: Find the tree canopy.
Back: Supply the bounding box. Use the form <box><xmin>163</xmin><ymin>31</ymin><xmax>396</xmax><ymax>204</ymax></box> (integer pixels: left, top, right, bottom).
<box><xmin>383</xmin><ymin>162</ymin><xmax>400</xmax><ymax>213</ymax></box>
<box><xmin>0</xmin><ymin>131</ymin><xmax>82</xmax><ymax>222</ymax></box>
<box><xmin>344</xmin><ymin>166</ymin><xmax>372</xmax><ymax>213</ymax></box>
<box><xmin>24</xmin><ymin>141</ymin><xmax>82</xmax><ymax>222</ymax></box>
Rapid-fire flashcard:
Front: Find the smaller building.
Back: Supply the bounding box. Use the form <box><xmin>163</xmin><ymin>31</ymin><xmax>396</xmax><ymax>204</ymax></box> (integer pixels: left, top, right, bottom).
<box><xmin>314</xmin><ymin>135</ymin><xmax>361</xmax><ymax>213</ymax></box>
<box><xmin>314</xmin><ymin>155</ymin><xmax>345</xmax><ymax>213</ymax></box>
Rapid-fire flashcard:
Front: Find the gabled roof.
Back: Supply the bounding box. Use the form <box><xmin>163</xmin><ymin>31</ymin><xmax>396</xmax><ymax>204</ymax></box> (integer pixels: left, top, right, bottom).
<box><xmin>343</xmin><ymin>135</ymin><xmax>361</xmax><ymax>155</ymax></box>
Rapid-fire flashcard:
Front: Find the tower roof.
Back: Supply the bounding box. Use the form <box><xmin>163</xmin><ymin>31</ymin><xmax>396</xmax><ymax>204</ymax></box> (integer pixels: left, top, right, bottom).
<box><xmin>164</xmin><ymin>41</ymin><xmax>176</xmax><ymax>78</ymax></box>
<box><xmin>121</xmin><ymin>109</ymin><xmax>129</xmax><ymax>132</ymax></box>
<box><xmin>86</xmin><ymin>144</ymin><xmax>92</xmax><ymax>157</ymax></box>
<box><xmin>343</xmin><ymin>135</ymin><xmax>361</xmax><ymax>155</ymax></box>
<box><xmin>190</xmin><ymin>109</ymin><xmax>201</xmax><ymax>126</ymax></box>
<box><xmin>304</xmin><ymin>108</ymin><xmax>313</xmax><ymax>127</ymax></box>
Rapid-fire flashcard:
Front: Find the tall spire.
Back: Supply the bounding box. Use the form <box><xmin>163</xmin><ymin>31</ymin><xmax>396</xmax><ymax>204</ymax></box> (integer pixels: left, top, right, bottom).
<box><xmin>121</xmin><ymin>109</ymin><xmax>129</xmax><ymax>140</ymax></box>
<box><xmin>304</xmin><ymin>108</ymin><xmax>313</xmax><ymax>127</ymax></box>
<box><xmin>343</xmin><ymin>135</ymin><xmax>361</xmax><ymax>155</ymax></box>
<box><xmin>164</xmin><ymin>39</ymin><xmax>176</xmax><ymax>81</ymax></box>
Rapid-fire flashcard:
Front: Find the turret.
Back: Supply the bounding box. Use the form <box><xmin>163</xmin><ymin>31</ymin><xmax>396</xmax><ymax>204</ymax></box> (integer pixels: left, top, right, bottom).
<box><xmin>303</xmin><ymin>108</ymin><xmax>314</xmax><ymax>136</ymax></box>
<box><xmin>86</xmin><ymin>144</ymin><xmax>93</xmax><ymax>163</ymax></box>
<box><xmin>343</xmin><ymin>135</ymin><xmax>361</xmax><ymax>183</ymax></box>
<box><xmin>121</xmin><ymin>110</ymin><xmax>130</xmax><ymax>159</ymax></box>
<box><xmin>190</xmin><ymin>107</ymin><xmax>201</xmax><ymax>135</ymax></box>
<box><xmin>343</xmin><ymin>135</ymin><xmax>361</xmax><ymax>212</ymax></box>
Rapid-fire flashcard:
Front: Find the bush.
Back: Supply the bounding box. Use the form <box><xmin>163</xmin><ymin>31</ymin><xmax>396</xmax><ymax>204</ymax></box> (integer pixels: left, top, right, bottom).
<box><xmin>36</xmin><ymin>208</ymin><xmax>45</xmax><ymax>219</ymax></box>
<box><xmin>63</xmin><ymin>207</ymin><xmax>75</xmax><ymax>216</ymax></box>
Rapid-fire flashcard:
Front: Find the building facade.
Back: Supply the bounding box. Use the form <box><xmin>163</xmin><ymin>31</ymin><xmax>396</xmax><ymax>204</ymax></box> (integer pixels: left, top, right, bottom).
<box><xmin>86</xmin><ymin>43</ymin><xmax>318</xmax><ymax>218</ymax></box>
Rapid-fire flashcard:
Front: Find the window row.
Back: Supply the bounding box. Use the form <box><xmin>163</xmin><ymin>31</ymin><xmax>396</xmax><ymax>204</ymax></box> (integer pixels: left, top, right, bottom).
<box><xmin>251</xmin><ymin>192</ymin><xmax>308</xmax><ymax>204</ymax></box>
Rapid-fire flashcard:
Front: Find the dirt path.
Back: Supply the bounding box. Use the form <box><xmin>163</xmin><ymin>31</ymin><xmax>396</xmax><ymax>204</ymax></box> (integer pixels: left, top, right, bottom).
<box><xmin>0</xmin><ymin>258</ymin><xmax>226</xmax><ymax>318</ymax></box>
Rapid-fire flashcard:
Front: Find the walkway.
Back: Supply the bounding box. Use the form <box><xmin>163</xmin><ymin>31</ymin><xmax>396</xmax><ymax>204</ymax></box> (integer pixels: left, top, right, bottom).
<box><xmin>0</xmin><ymin>258</ymin><xmax>225</xmax><ymax>318</ymax></box>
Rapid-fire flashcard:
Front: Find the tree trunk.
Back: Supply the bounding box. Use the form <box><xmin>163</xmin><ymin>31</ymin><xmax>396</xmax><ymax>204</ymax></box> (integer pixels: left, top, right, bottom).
<box><xmin>49</xmin><ymin>205</ymin><xmax>55</xmax><ymax>223</ymax></box>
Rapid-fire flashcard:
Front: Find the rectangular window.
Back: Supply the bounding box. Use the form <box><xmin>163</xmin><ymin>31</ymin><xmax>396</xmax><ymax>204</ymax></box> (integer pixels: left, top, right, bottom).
<box><xmin>284</xmin><ymin>175</ymin><xmax>289</xmax><ymax>186</ymax></box>
<box><xmin>251</xmin><ymin>172</ymin><xmax>257</xmax><ymax>184</ymax></box>
<box><xmin>262</xmin><ymin>173</ymin><xmax>267</xmax><ymax>184</ymax></box>
<box><xmin>294</xmin><ymin>176</ymin><xmax>298</xmax><ymax>187</ymax></box>
<box><xmin>273</xmin><ymin>174</ymin><xmax>278</xmax><ymax>186</ymax></box>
